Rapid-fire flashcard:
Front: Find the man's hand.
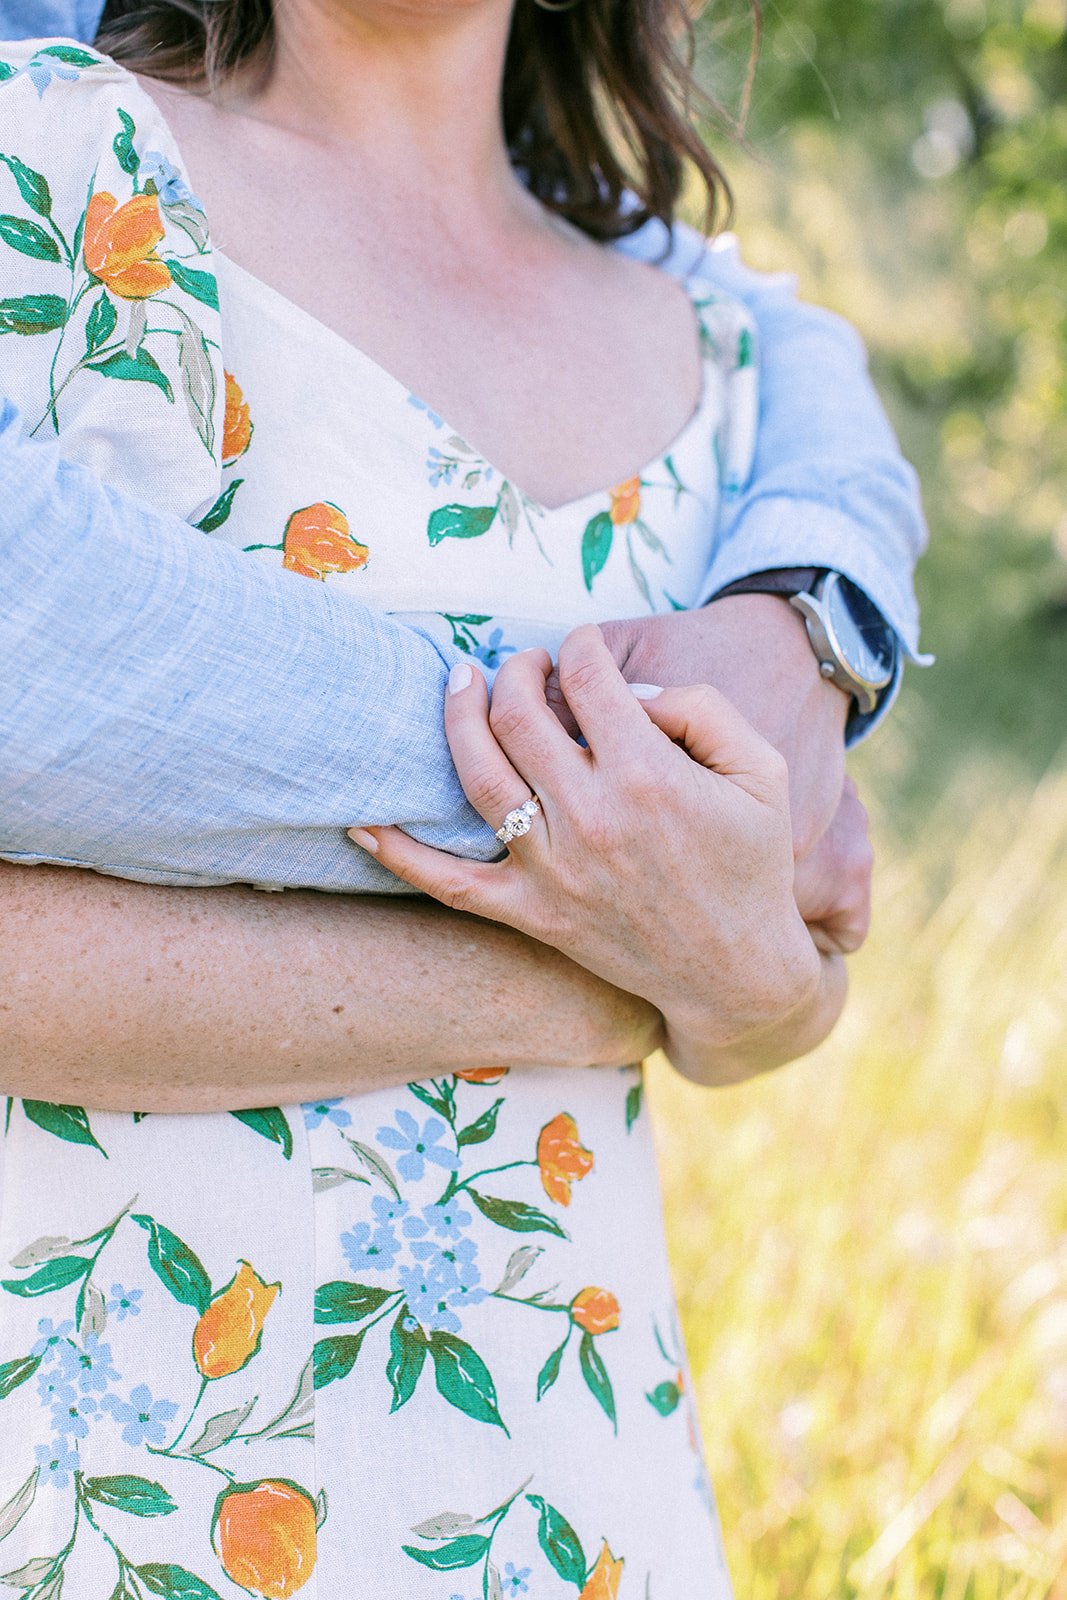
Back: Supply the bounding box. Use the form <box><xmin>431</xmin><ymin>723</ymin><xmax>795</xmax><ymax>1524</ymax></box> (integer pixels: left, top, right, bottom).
<box><xmin>793</xmin><ymin>777</ymin><xmax>873</xmax><ymax>954</ymax></box>
<box><xmin>551</xmin><ymin>595</ymin><xmax>851</xmax><ymax>861</ymax></box>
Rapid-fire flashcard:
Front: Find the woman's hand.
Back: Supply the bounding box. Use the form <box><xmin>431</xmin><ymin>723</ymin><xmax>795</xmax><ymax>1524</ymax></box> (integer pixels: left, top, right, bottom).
<box><xmin>794</xmin><ymin>777</ymin><xmax>873</xmax><ymax>956</ymax></box>
<box><xmin>349</xmin><ymin>625</ymin><xmax>824</xmax><ymax>1078</ymax></box>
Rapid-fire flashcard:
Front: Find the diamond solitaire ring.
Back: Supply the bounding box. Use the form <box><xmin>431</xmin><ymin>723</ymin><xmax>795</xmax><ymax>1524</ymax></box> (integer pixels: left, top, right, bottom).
<box><xmin>495</xmin><ymin>797</ymin><xmax>541</xmax><ymax>845</ymax></box>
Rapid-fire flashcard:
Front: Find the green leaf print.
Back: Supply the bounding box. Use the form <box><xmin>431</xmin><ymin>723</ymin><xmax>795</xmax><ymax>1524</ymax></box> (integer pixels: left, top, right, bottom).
<box><xmin>407</xmin><ymin>1080</ymin><xmax>452</xmax><ymax>1119</ymax></box>
<box><xmin>132</xmin><ymin>1215</ymin><xmax>212</xmax><ymax>1313</ymax></box>
<box><xmin>402</xmin><ymin>1534</ymin><xmax>490</xmax><ymax>1571</ymax></box>
<box><xmin>21</xmin><ymin>1100</ymin><xmax>106</xmax><ymax>1155</ymax></box>
<box><xmin>0</xmin><ymin>154</ymin><xmax>51</xmax><ymax>217</ymax></box>
<box><xmin>314</xmin><ymin>1281</ymin><xmax>394</xmax><ymax>1324</ymax></box>
<box><xmin>113</xmin><ymin>109</ymin><xmax>139</xmax><ymax>176</ymax></box>
<box><xmin>427</xmin><ymin>503</ymin><xmax>496</xmax><ymax>546</ymax></box>
<box><xmin>135</xmin><ymin>1564</ymin><xmax>224</xmax><ymax>1599</ymax></box>
<box><xmin>84</xmin><ymin>291</ymin><xmax>117</xmax><ymax>355</ymax></box>
<box><xmin>536</xmin><ymin>1336</ymin><xmax>567</xmax><ymax>1402</ymax></box>
<box><xmin>466</xmin><ymin>1189</ymin><xmax>568</xmax><ymax>1239</ymax></box>
<box><xmin>0</xmin><ymin>64</ymin><xmax>15</xmax><ymax>84</ymax></box>
<box><xmin>0</xmin><ymin>214</ymin><xmax>60</xmax><ymax>262</ymax></box>
<box><xmin>578</xmin><ymin>1332</ymin><xmax>617</xmax><ymax>1430</ymax></box>
<box><xmin>82</xmin><ymin>1476</ymin><xmax>178</xmax><ymax>1517</ymax></box>
<box><xmin>228</xmin><ymin>1106</ymin><xmax>293</xmax><ymax>1159</ymax></box>
<box><xmin>625</xmin><ymin>1078</ymin><xmax>643</xmax><ymax>1132</ymax></box>
<box><xmin>0</xmin><ymin>1353</ymin><xmax>42</xmax><ymax>1398</ymax></box>
<box><xmin>526</xmin><ymin>1494</ymin><xmax>587</xmax><ymax>1588</ymax></box>
<box><xmin>167</xmin><ymin>260</ymin><xmax>219</xmax><ymax>312</ymax></box>
<box><xmin>86</xmin><ymin>348</ymin><xmax>174</xmax><ymax>402</ymax></box>
<box><xmin>428</xmin><ymin>1330</ymin><xmax>507</xmax><ymax>1432</ymax></box>
<box><xmin>0</xmin><ymin>294</ymin><xmax>65</xmax><ymax>337</ymax></box>
<box><xmin>313</xmin><ymin>1333</ymin><xmax>365</xmax><ymax>1389</ymax></box>
<box><xmin>646</xmin><ymin>1380</ymin><xmax>681</xmax><ymax>1416</ymax></box>
<box><xmin>386</xmin><ymin>1308</ymin><xmax>426</xmax><ymax>1412</ymax></box>
<box><xmin>38</xmin><ymin>44</ymin><xmax>101</xmax><ymax>66</ymax></box>
<box><xmin>196</xmin><ymin>479</ymin><xmax>243</xmax><ymax>534</ymax></box>
<box><xmin>1</xmin><ymin>1256</ymin><xmax>90</xmax><ymax>1297</ymax></box>
<box><xmin>581</xmin><ymin>510</ymin><xmax>614</xmax><ymax>592</ymax></box>
<box><xmin>456</xmin><ymin>1098</ymin><xmax>504</xmax><ymax>1148</ymax></box>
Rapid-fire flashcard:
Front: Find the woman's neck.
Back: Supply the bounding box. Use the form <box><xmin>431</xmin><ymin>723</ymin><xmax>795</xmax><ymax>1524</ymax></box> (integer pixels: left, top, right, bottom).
<box><xmin>223</xmin><ymin>0</ymin><xmax>528</xmax><ymax>231</ymax></box>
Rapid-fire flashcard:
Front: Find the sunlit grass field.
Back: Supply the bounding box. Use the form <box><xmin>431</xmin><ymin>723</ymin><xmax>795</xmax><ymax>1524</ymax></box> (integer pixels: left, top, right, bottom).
<box><xmin>655</xmin><ymin>680</ymin><xmax>1067</xmax><ymax>1598</ymax></box>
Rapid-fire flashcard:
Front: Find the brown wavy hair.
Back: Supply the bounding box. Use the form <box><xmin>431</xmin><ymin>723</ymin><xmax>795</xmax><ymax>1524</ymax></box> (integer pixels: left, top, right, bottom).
<box><xmin>95</xmin><ymin>0</ymin><xmax>759</xmax><ymax>241</ymax></box>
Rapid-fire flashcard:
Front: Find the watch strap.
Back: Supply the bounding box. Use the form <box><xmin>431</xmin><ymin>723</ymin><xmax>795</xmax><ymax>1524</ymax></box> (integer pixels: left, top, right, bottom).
<box><xmin>710</xmin><ymin>567</ymin><xmax>822</xmax><ymax>601</ymax></box>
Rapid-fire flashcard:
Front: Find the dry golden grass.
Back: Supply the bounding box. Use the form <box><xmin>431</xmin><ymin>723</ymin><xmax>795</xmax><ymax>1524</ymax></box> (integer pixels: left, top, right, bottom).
<box><xmin>654</xmin><ymin>755</ymin><xmax>1067</xmax><ymax>1598</ymax></box>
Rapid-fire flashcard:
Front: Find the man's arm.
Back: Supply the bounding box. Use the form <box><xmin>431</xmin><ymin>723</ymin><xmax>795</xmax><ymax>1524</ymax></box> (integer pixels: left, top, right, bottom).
<box><xmin>0</xmin><ymin>405</ymin><xmax>499</xmax><ymax>890</ymax></box>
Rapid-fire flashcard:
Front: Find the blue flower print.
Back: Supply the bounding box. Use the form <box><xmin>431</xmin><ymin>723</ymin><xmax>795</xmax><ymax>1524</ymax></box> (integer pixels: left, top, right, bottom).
<box><xmin>106</xmin><ymin>1284</ymin><xmax>143</xmax><ymax>1322</ymax></box>
<box><xmin>340</xmin><ymin>1220</ymin><xmax>401</xmax><ymax>1275</ymax></box>
<box><xmin>370</xmin><ymin>1195</ymin><xmax>410</xmax><ymax>1228</ymax></box>
<box><xmin>103</xmin><ymin>1384</ymin><xmax>179</xmax><ymax>1448</ymax></box>
<box><xmin>398</xmin><ymin>1259</ymin><xmax>463</xmax><ymax>1334</ymax></box>
<box><xmin>61</xmin><ymin>1334</ymin><xmax>120</xmax><ymax>1395</ymax></box>
<box><xmin>303</xmin><ymin>1098</ymin><xmax>353</xmax><ymax>1131</ymax></box>
<box><xmin>426</xmin><ymin>446</ymin><xmax>458</xmax><ymax>489</ymax></box>
<box><xmin>404</xmin><ymin>1200</ymin><xmax>473</xmax><ymax>1244</ymax></box>
<box><xmin>471</xmin><ymin>627</ymin><xmax>516</xmax><ymax>670</ymax></box>
<box><xmin>31</xmin><ymin>1317</ymin><xmax>74</xmax><ymax>1359</ymax></box>
<box><xmin>399</xmin><ymin>1239</ymin><xmax>487</xmax><ymax>1333</ymax></box>
<box><xmin>37</xmin><ymin>1365</ymin><xmax>76</xmax><ymax>1414</ymax></box>
<box><xmin>35</xmin><ymin>1436</ymin><xmax>79</xmax><ymax>1489</ymax></box>
<box><xmin>138</xmin><ymin>149</ymin><xmax>199</xmax><ymax>208</ymax></box>
<box><xmin>16</xmin><ymin>54</ymin><xmax>80</xmax><ymax>98</ymax></box>
<box><xmin>50</xmin><ymin>1392</ymin><xmax>99</xmax><ymax>1442</ymax></box>
<box><xmin>376</xmin><ymin>1111</ymin><xmax>459</xmax><ymax>1183</ymax></box>
<box><xmin>504</xmin><ymin>1565</ymin><xmax>532</xmax><ymax>1596</ymax></box>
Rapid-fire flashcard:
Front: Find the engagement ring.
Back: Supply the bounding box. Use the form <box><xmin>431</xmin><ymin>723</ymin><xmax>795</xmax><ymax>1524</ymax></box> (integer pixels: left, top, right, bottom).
<box><xmin>495</xmin><ymin>797</ymin><xmax>541</xmax><ymax>845</ymax></box>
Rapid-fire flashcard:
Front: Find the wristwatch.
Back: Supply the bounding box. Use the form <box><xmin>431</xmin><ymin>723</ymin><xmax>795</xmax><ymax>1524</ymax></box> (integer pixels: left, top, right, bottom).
<box><xmin>711</xmin><ymin>567</ymin><xmax>899</xmax><ymax>716</ymax></box>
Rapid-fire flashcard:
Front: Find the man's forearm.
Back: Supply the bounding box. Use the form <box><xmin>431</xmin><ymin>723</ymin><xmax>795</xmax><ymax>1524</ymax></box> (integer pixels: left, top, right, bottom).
<box><xmin>0</xmin><ymin>863</ymin><xmax>661</xmax><ymax>1111</ymax></box>
<box><xmin>0</xmin><ymin>407</ymin><xmax>499</xmax><ymax>892</ymax></box>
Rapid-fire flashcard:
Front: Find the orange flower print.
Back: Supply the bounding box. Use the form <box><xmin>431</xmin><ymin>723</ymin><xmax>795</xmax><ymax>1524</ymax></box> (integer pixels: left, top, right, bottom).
<box><xmin>282</xmin><ymin>502</ymin><xmax>369</xmax><ymax>581</ymax></box>
<box><xmin>608</xmin><ymin>475</ymin><xmax>641</xmax><ymax>526</ymax></box>
<box><xmin>83</xmin><ymin>191</ymin><xmax>171</xmax><ymax>300</ymax></box>
<box><xmin>570</xmin><ymin>1286</ymin><xmax>620</xmax><ymax>1336</ymax></box>
<box><xmin>537</xmin><ymin>1112</ymin><xmax>594</xmax><ymax>1207</ymax></box>
<box><xmin>579</xmin><ymin>1540</ymin><xmax>625</xmax><ymax>1600</ymax></box>
<box><xmin>223</xmin><ymin>372</ymin><xmax>253</xmax><ymax>465</ymax></box>
<box><xmin>213</xmin><ymin>1479</ymin><xmax>317</xmax><ymax>1599</ymax></box>
<box><xmin>193</xmin><ymin>1260</ymin><xmax>280</xmax><ymax>1380</ymax></box>
<box><xmin>455</xmin><ymin>1066</ymin><xmax>509</xmax><ymax>1085</ymax></box>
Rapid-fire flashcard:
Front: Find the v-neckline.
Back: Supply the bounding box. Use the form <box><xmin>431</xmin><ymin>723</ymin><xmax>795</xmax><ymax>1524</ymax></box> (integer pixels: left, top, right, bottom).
<box><xmin>213</xmin><ymin>248</ymin><xmax>714</xmax><ymax>519</ymax></box>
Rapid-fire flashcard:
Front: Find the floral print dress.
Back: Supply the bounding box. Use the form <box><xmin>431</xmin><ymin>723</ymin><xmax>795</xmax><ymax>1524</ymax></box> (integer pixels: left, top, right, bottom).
<box><xmin>0</xmin><ymin>41</ymin><xmax>758</xmax><ymax>1600</ymax></box>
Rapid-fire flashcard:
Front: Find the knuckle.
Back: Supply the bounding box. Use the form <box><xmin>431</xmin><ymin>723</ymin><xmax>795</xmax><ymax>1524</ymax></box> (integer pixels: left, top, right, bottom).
<box><xmin>438</xmin><ymin>876</ymin><xmax>480</xmax><ymax>915</ymax></box>
<box><xmin>558</xmin><ymin>655</ymin><xmax>605</xmax><ymax>702</ymax></box>
<box><xmin>488</xmin><ymin>696</ymin><xmax>534</xmax><ymax>747</ymax></box>
<box><xmin>465</xmin><ymin>761</ymin><xmax>521</xmax><ymax>820</ymax></box>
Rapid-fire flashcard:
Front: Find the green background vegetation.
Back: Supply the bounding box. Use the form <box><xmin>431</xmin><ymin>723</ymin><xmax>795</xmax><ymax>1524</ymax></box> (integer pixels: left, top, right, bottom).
<box><xmin>654</xmin><ymin>4</ymin><xmax>1067</xmax><ymax>1596</ymax></box>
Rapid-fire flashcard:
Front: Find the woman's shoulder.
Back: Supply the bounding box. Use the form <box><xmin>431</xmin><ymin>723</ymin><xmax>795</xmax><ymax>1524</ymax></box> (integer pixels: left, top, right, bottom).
<box><xmin>0</xmin><ymin>38</ymin><xmax>224</xmax><ymax>521</ymax></box>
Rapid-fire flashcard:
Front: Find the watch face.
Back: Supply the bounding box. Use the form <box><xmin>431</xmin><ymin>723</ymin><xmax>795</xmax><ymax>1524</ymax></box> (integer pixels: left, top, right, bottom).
<box><xmin>826</xmin><ymin>577</ymin><xmax>896</xmax><ymax>688</ymax></box>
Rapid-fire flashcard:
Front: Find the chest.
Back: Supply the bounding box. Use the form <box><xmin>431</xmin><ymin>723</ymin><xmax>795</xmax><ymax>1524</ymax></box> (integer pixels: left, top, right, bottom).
<box><xmin>208</xmin><ymin>252</ymin><xmax>732</xmax><ymax>659</ymax></box>
<box><xmin>148</xmin><ymin>89</ymin><xmax>704</xmax><ymax>510</ymax></box>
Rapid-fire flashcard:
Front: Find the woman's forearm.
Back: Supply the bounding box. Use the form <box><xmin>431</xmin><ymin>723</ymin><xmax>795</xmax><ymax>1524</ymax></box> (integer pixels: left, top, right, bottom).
<box><xmin>0</xmin><ymin>863</ymin><xmax>662</xmax><ymax>1112</ymax></box>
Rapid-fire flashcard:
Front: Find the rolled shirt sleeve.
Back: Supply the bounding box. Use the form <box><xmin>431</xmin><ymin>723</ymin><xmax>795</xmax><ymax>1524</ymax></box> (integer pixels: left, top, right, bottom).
<box><xmin>0</xmin><ymin>407</ymin><xmax>500</xmax><ymax>890</ymax></box>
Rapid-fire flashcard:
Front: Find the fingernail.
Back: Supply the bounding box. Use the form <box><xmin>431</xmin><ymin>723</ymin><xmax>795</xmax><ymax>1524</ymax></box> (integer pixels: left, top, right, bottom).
<box><xmin>347</xmin><ymin>827</ymin><xmax>379</xmax><ymax>854</ymax></box>
<box><xmin>448</xmin><ymin>663</ymin><xmax>473</xmax><ymax>696</ymax></box>
<box><xmin>629</xmin><ymin>683</ymin><xmax>664</xmax><ymax>699</ymax></box>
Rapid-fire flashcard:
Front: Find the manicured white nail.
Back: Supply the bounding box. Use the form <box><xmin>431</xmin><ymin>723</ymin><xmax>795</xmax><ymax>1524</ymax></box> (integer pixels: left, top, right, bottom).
<box><xmin>629</xmin><ymin>683</ymin><xmax>664</xmax><ymax>700</ymax></box>
<box><xmin>347</xmin><ymin>827</ymin><xmax>379</xmax><ymax>854</ymax></box>
<box><xmin>448</xmin><ymin>663</ymin><xmax>473</xmax><ymax>696</ymax></box>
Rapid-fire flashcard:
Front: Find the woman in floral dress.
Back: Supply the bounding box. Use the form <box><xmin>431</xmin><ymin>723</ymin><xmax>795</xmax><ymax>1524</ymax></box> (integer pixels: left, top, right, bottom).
<box><xmin>0</xmin><ymin>4</ymin><xmax>849</xmax><ymax>1597</ymax></box>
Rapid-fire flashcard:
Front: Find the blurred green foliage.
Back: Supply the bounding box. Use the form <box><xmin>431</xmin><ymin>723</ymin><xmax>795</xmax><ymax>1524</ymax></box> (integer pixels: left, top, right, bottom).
<box><xmin>697</xmin><ymin>0</ymin><xmax>1067</xmax><ymax>829</ymax></box>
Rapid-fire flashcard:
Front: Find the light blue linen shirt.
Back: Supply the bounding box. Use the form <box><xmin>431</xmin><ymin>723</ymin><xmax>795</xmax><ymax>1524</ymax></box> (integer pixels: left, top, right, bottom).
<box><xmin>0</xmin><ymin>5</ymin><xmax>928</xmax><ymax>893</ymax></box>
